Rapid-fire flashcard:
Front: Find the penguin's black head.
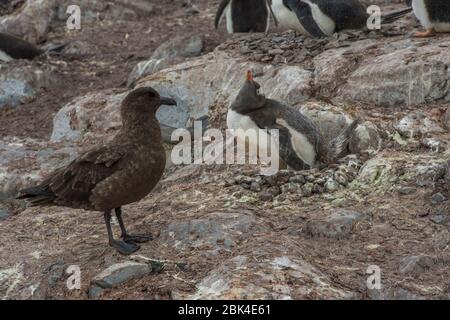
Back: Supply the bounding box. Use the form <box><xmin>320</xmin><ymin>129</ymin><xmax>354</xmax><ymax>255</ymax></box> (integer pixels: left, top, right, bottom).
<box><xmin>231</xmin><ymin>71</ymin><xmax>266</xmax><ymax>113</ymax></box>
<box><xmin>405</xmin><ymin>0</ymin><xmax>412</xmax><ymax>7</ymax></box>
<box><xmin>122</xmin><ymin>87</ymin><xmax>177</xmax><ymax>115</ymax></box>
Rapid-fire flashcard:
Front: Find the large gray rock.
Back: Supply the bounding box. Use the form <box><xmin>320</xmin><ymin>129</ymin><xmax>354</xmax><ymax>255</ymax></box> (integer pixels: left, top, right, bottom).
<box><xmin>339</xmin><ymin>38</ymin><xmax>450</xmax><ymax>107</ymax></box>
<box><xmin>51</xmin><ymin>89</ymin><xmax>126</xmax><ymax>143</ymax></box>
<box><xmin>394</xmin><ymin>110</ymin><xmax>445</xmax><ymax>138</ymax></box>
<box><xmin>306</xmin><ymin>209</ymin><xmax>364</xmax><ymax>239</ymax></box>
<box><xmin>0</xmin><ymin>137</ymin><xmax>78</xmax><ymax>200</ymax></box>
<box><xmin>0</xmin><ymin>0</ymin><xmax>56</xmax><ymax>43</ymax></box>
<box><xmin>89</xmin><ymin>262</ymin><xmax>150</xmax><ymax>298</ymax></box>
<box><xmin>128</xmin><ymin>35</ymin><xmax>204</xmax><ymax>87</ymax></box>
<box><xmin>300</xmin><ymin>102</ymin><xmax>381</xmax><ymax>154</ymax></box>
<box><xmin>313</xmin><ymin>39</ymin><xmax>377</xmax><ymax>98</ymax></box>
<box><xmin>0</xmin><ymin>64</ymin><xmax>57</xmax><ymax>108</ymax></box>
<box><xmin>56</xmin><ymin>0</ymin><xmax>155</xmax><ymax>22</ymax></box>
<box><xmin>160</xmin><ymin>211</ymin><xmax>267</xmax><ymax>255</ymax></box>
<box><xmin>357</xmin><ymin>153</ymin><xmax>448</xmax><ymax>188</ymax></box>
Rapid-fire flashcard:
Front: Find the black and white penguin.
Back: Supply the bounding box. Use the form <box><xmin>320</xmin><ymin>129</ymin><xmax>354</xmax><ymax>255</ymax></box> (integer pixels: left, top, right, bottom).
<box><xmin>227</xmin><ymin>71</ymin><xmax>360</xmax><ymax>170</ymax></box>
<box><xmin>270</xmin><ymin>0</ymin><xmax>412</xmax><ymax>37</ymax></box>
<box><xmin>0</xmin><ymin>32</ymin><xmax>67</xmax><ymax>62</ymax></box>
<box><xmin>215</xmin><ymin>0</ymin><xmax>272</xmax><ymax>33</ymax></box>
<box><xmin>406</xmin><ymin>0</ymin><xmax>450</xmax><ymax>37</ymax></box>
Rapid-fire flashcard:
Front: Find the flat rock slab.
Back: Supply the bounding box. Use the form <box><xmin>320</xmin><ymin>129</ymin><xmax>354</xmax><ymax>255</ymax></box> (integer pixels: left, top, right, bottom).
<box><xmin>0</xmin><ymin>0</ymin><xmax>56</xmax><ymax>43</ymax></box>
<box><xmin>0</xmin><ymin>63</ymin><xmax>57</xmax><ymax>108</ymax></box>
<box><xmin>89</xmin><ymin>261</ymin><xmax>150</xmax><ymax>298</ymax></box>
<box><xmin>128</xmin><ymin>34</ymin><xmax>204</xmax><ymax>87</ymax></box>
<box><xmin>306</xmin><ymin>209</ymin><xmax>364</xmax><ymax>239</ymax></box>
<box><xmin>357</xmin><ymin>153</ymin><xmax>448</xmax><ymax>189</ymax></box>
<box><xmin>0</xmin><ymin>137</ymin><xmax>78</xmax><ymax>199</ymax></box>
<box><xmin>160</xmin><ymin>211</ymin><xmax>267</xmax><ymax>255</ymax></box>
<box><xmin>339</xmin><ymin>38</ymin><xmax>450</xmax><ymax>107</ymax></box>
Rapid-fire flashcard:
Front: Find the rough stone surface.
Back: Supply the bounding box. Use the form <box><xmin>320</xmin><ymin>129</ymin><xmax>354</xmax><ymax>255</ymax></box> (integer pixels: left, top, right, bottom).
<box><xmin>0</xmin><ymin>63</ymin><xmax>57</xmax><ymax>108</ymax></box>
<box><xmin>89</xmin><ymin>262</ymin><xmax>150</xmax><ymax>297</ymax></box>
<box><xmin>174</xmin><ymin>250</ymin><xmax>354</xmax><ymax>300</ymax></box>
<box><xmin>50</xmin><ymin>89</ymin><xmax>126</xmax><ymax>143</ymax></box>
<box><xmin>0</xmin><ymin>137</ymin><xmax>78</xmax><ymax>199</ymax></box>
<box><xmin>394</xmin><ymin>110</ymin><xmax>445</xmax><ymax>138</ymax></box>
<box><xmin>0</xmin><ymin>0</ymin><xmax>56</xmax><ymax>43</ymax></box>
<box><xmin>56</xmin><ymin>0</ymin><xmax>155</xmax><ymax>22</ymax></box>
<box><xmin>357</xmin><ymin>153</ymin><xmax>448</xmax><ymax>189</ymax></box>
<box><xmin>399</xmin><ymin>256</ymin><xmax>435</xmax><ymax>276</ymax></box>
<box><xmin>128</xmin><ymin>35</ymin><xmax>204</xmax><ymax>87</ymax></box>
<box><xmin>306</xmin><ymin>209</ymin><xmax>364</xmax><ymax>239</ymax></box>
<box><xmin>339</xmin><ymin>38</ymin><xmax>450</xmax><ymax>107</ymax></box>
<box><xmin>160</xmin><ymin>211</ymin><xmax>267</xmax><ymax>255</ymax></box>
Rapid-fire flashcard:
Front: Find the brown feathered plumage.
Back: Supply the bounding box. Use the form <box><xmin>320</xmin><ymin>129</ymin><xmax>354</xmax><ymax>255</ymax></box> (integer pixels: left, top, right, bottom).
<box><xmin>17</xmin><ymin>87</ymin><xmax>177</xmax><ymax>254</ymax></box>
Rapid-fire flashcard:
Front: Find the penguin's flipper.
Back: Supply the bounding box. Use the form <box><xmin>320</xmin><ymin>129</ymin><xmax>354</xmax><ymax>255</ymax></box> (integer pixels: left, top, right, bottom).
<box><xmin>215</xmin><ymin>0</ymin><xmax>231</xmax><ymax>29</ymax></box>
<box><xmin>284</xmin><ymin>0</ymin><xmax>327</xmax><ymax>38</ymax></box>
<box><xmin>380</xmin><ymin>7</ymin><xmax>413</xmax><ymax>25</ymax></box>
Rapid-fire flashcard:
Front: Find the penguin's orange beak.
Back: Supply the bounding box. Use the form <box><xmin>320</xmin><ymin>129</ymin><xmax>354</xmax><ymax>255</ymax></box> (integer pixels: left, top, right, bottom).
<box><xmin>246</xmin><ymin>70</ymin><xmax>253</xmax><ymax>82</ymax></box>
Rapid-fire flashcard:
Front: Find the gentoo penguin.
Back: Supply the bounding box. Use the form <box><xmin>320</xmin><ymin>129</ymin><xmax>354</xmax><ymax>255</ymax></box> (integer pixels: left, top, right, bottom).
<box><xmin>0</xmin><ymin>32</ymin><xmax>66</xmax><ymax>62</ymax></box>
<box><xmin>406</xmin><ymin>0</ymin><xmax>450</xmax><ymax>37</ymax></box>
<box><xmin>17</xmin><ymin>87</ymin><xmax>177</xmax><ymax>255</ymax></box>
<box><xmin>271</xmin><ymin>0</ymin><xmax>413</xmax><ymax>37</ymax></box>
<box><xmin>215</xmin><ymin>0</ymin><xmax>273</xmax><ymax>33</ymax></box>
<box><xmin>227</xmin><ymin>71</ymin><xmax>360</xmax><ymax>170</ymax></box>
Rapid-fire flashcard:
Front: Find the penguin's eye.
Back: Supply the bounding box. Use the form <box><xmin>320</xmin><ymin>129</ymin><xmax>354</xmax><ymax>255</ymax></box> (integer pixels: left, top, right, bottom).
<box><xmin>256</xmin><ymin>88</ymin><xmax>264</xmax><ymax>96</ymax></box>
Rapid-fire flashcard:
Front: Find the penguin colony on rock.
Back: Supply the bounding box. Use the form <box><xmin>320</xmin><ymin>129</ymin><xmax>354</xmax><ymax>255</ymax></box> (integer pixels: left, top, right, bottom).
<box><xmin>215</xmin><ymin>0</ymin><xmax>450</xmax><ymax>38</ymax></box>
<box><xmin>5</xmin><ymin>1</ymin><xmax>449</xmax><ymax>254</ymax></box>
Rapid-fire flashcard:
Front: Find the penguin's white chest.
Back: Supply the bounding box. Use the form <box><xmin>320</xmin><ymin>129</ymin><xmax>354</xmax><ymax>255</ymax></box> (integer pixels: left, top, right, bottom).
<box><xmin>413</xmin><ymin>0</ymin><xmax>450</xmax><ymax>31</ymax></box>
<box><xmin>303</xmin><ymin>0</ymin><xmax>335</xmax><ymax>35</ymax></box>
<box><xmin>272</xmin><ymin>0</ymin><xmax>309</xmax><ymax>34</ymax></box>
<box><xmin>271</xmin><ymin>0</ymin><xmax>335</xmax><ymax>36</ymax></box>
<box><xmin>0</xmin><ymin>49</ymin><xmax>13</xmax><ymax>62</ymax></box>
<box><xmin>412</xmin><ymin>0</ymin><xmax>432</xmax><ymax>28</ymax></box>
<box><xmin>225</xmin><ymin>0</ymin><xmax>234</xmax><ymax>34</ymax></box>
<box><xmin>276</xmin><ymin>118</ymin><xmax>316</xmax><ymax>166</ymax></box>
<box><xmin>227</xmin><ymin>109</ymin><xmax>280</xmax><ymax>159</ymax></box>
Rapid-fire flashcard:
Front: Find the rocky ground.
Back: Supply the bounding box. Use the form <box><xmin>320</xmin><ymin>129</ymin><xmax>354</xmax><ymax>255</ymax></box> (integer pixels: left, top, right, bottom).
<box><xmin>0</xmin><ymin>0</ymin><xmax>449</xmax><ymax>300</ymax></box>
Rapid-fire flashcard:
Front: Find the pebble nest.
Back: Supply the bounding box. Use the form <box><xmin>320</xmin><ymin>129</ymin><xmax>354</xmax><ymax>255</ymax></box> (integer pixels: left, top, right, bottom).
<box><xmin>228</xmin><ymin>155</ymin><xmax>364</xmax><ymax>202</ymax></box>
<box><xmin>216</xmin><ymin>26</ymin><xmax>408</xmax><ymax>67</ymax></box>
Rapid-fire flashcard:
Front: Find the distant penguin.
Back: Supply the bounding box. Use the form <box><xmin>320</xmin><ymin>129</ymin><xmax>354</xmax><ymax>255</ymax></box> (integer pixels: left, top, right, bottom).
<box><xmin>271</xmin><ymin>0</ymin><xmax>413</xmax><ymax>37</ymax></box>
<box><xmin>215</xmin><ymin>0</ymin><xmax>272</xmax><ymax>33</ymax></box>
<box><xmin>406</xmin><ymin>0</ymin><xmax>450</xmax><ymax>37</ymax></box>
<box><xmin>0</xmin><ymin>32</ymin><xmax>66</xmax><ymax>62</ymax></box>
<box><xmin>227</xmin><ymin>71</ymin><xmax>360</xmax><ymax>170</ymax></box>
